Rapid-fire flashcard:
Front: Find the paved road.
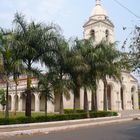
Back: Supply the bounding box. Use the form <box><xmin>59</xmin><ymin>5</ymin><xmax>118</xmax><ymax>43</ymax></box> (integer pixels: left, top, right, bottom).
<box><xmin>9</xmin><ymin>120</ymin><xmax>140</xmax><ymax>140</ymax></box>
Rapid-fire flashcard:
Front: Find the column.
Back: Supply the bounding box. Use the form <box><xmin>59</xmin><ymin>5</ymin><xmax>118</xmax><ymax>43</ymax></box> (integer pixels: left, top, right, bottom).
<box><xmin>18</xmin><ymin>95</ymin><xmax>23</xmax><ymax>112</ymax></box>
<box><xmin>134</xmin><ymin>91</ymin><xmax>139</xmax><ymax>109</ymax></box>
<box><xmin>99</xmin><ymin>81</ymin><xmax>104</xmax><ymax>111</ymax></box>
<box><xmin>123</xmin><ymin>89</ymin><xmax>127</xmax><ymax>110</ymax></box>
<box><xmin>35</xmin><ymin>94</ymin><xmax>40</xmax><ymax>112</ymax></box>
<box><xmin>11</xmin><ymin>95</ymin><xmax>15</xmax><ymax>111</ymax></box>
<box><xmin>111</xmin><ymin>90</ymin><xmax>115</xmax><ymax>111</ymax></box>
<box><xmin>116</xmin><ymin>90</ymin><xmax>122</xmax><ymax>111</ymax></box>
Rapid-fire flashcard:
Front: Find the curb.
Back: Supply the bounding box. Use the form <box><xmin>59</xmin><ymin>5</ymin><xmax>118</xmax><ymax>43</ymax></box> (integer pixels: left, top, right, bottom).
<box><xmin>0</xmin><ymin>115</ymin><xmax>121</xmax><ymax>129</ymax></box>
<box><xmin>0</xmin><ymin>117</ymin><xmax>135</xmax><ymax>138</ymax></box>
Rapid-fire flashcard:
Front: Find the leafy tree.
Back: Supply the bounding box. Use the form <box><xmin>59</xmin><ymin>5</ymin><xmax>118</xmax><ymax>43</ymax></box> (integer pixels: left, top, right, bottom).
<box><xmin>38</xmin><ymin>75</ymin><xmax>53</xmax><ymax>116</ymax></box>
<box><xmin>80</xmin><ymin>39</ymin><xmax>97</xmax><ymax>114</ymax></box>
<box><xmin>95</xmin><ymin>41</ymin><xmax>122</xmax><ymax>111</ymax></box>
<box><xmin>13</xmin><ymin>13</ymin><xmax>60</xmax><ymax>117</ymax></box>
<box><xmin>0</xmin><ymin>30</ymin><xmax>21</xmax><ymax>118</ymax></box>
<box><xmin>44</xmin><ymin>37</ymin><xmax>71</xmax><ymax>114</ymax></box>
<box><xmin>128</xmin><ymin>26</ymin><xmax>140</xmax><ymax>71</ymax></box>
<box><xmin>67</xmin><ymin>39</ymin><xmax>89</xmax><ymax>112</ymax></box>
<box><xmin>12</xmin><ymin>44</ymin><xmax>24</xmax><ymax>117</ymax></box>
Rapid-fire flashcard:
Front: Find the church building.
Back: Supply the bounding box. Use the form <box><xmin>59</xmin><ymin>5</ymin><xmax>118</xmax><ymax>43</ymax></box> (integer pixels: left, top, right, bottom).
<box><xmin>0</xmin><ymin>0</ymin><xmax>139</xmax><ymax>112</ymax></box>
<box><xmin>83</xmin><ymin>0</ymin><xmax>139</xmax><ymax>111</ymax></box>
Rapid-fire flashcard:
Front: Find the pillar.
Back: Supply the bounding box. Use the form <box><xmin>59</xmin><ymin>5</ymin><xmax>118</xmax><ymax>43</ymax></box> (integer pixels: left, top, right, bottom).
<box><xmin>97</xmin><ymin>88</ymin><xmax>104</xmax><ymax>111</ymax></box>
<box><xmin>111</xmin><ymin>89</ymin><xmax>115</xmax><ymax>110</ymax></box>
<box><xmin>11</xmin><ymin>94</ymin><xmax>15</xmax><ymax>111</ymax></box>
<box><xmin>35</xmin><ymin>94</ymin><xmax>40</xmax><ymax>112</ymax></box>
<box><xmin>123</xmin><ymin>89</ymin><xmax>127</xmax><ymax>110</ymax></box>
<box><xmin>18</xmin><ymin>94</ymin><xmax>23</xmax><ymax>112</ymax></box>
<box><xmin>134</xmin><ymin>91</ymin><xmax>139</xmax><ymax>109</ymax></box>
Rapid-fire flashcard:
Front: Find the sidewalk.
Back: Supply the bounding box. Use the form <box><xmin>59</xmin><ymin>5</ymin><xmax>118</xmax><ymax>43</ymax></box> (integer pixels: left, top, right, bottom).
<box><xmin>0</xmin><ymin>111</ymin><xmax>140</xmax><ymax>138</ymax></box>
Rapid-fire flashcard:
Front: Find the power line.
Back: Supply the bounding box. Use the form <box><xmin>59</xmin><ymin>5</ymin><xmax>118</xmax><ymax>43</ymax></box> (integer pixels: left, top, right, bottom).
<box><xmin>113</xmin><ymin>0</ymin><xmax>140</xmax><ymax>20</ymax></box>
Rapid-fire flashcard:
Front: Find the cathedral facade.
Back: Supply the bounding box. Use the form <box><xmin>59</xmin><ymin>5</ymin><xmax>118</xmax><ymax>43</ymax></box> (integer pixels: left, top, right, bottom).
<box><xmin>83</xmin><ymin>0</ymin><xmax>139</xmax><ymax>111</ymax></box>
<box><xmin>0</xmin><ymin>0</ymin><xmax>139</xmax><ymax>112</ymax></box>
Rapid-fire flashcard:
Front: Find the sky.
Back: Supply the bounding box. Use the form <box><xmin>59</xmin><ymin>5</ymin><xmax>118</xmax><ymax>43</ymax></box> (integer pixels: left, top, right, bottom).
<box><xmin>0</xmin><ymin>0</ymin><xmax>140</xmax><ymax>77</ymax></box>
<box><xmin>0</xmin><ymin>0</ymin><xmax>139</xmax><ymax>43</ymax></box>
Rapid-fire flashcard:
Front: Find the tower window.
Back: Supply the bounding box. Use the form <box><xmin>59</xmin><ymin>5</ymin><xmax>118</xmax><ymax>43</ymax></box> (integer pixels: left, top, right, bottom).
<box><xmin>105</xmin><ymin>29</ymin><xmax>109</xmax><ymax>41</ymax></box>
<box><xmin>90</xmin><ymin>29</ymin><xmax>95</xmax><ymax>40</ymax></box>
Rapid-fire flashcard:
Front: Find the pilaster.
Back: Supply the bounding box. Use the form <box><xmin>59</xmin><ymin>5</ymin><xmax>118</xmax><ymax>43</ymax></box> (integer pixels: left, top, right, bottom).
<box><xmin>35</xmin><ymin>93</ymin><xmax>40</xmax><ymax>112</ymax></box>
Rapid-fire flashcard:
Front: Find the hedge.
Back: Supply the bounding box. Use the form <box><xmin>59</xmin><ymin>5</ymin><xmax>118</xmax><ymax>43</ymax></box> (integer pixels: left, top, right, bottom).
<box><xmin>64</xmin><ymin>109</ymin><xmax>117</xmax><ymax>117</ymax></box>
<box><xmin>0</xmin><ymin>111</ymin><xmax>117</xmax><ymax>125</ymax></box>
<box><xmin>64</xmin><ymin>109</ymin><xmax>85</xmax><ymax>114</ymax></box>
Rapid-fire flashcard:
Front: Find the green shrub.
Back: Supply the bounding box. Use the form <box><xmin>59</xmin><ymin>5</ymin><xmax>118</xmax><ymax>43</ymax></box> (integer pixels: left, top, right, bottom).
<box><xmin>0</xmin><ymin>118</ymin><xmax>10</xmax><ymax>125</ymax></box>
<box><xmin>0</xmin><ymin>111</ymin><xmax>117</xmax><ymax>125</ymax></box>
<box><xmin>89</xmin><ymin>111</ymin><xmax>117</xmax><ymax>118</ymax></box>
<box><xmin>64</xmin><ymin>109</ymin><xmax>85</xmax><ymax>114</ymax></box>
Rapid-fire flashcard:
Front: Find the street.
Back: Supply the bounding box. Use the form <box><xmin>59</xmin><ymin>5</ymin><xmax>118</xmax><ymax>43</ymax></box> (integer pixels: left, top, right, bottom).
<box><xmin>9</xmin><ymin>120</ymin><xmax>140</xmax><ymax>140</ymax></box>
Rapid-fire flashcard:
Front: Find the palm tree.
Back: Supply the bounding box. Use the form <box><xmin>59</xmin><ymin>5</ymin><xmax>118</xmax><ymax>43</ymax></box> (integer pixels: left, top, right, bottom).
<box><xmin>67</xmin><ymin>39</ymin><xmax>90</xmax><ymax>112</ymax></box>
<box><xmin>0</xmin><ymin>89</ymin><xmax>6</xmax><ymax>115</ymax></box>
<box><xmin>13</xmin><ymin>13</ymin><xmax>60</xmax><ymax>117</ymax></box>
<box><xmin>38</xmin><ymin>75</ymin><xmax>53</xmax><ymax>116</ymax></box>
<box><xmin>80</xmin><ymin>39</ymin><xmax>97</xmax><ymax>115</ymax></box>
<box><xmin>95</xmin><ymin>41</ymin><xmax>122</xmax><ymax>111</ymax></box>
<box><xmin>77</xmin><ymin>38</ymin><xmax>103</xmax><ymax>115</ymax></box>
<box><xmin>51</xmin><ymin>76</ymin><xmax>71</xmax><ymax>114</ymax></box>
<box><xmin>10</xmin><ymin>40</ymin><xmax>24</xmax><ymax>117</ymax></box>
<box><xmin>13</xmin><ymin>70</ymin><xmax>20</xmax><ymax>117</ymax></box>
<box><xmin>0</xmin><ymin>30</ymin><xmax>22</xmax><ymax>118</ymax></box>
<box><xmin>84</xmin><ymin>40</ymin><xmax>101</xmax><ymax>112</ymax></box>
<box><xmin>43</xmin><ymin>37</ymin><xmax>71</xmax><ymax>114</ymax></box>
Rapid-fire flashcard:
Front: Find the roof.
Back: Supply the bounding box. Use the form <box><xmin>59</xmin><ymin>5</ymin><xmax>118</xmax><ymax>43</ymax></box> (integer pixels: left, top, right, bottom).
<box><xmin>90</xmin><ymin>0</ymin><xmax>107</xmax><ymax>18</ymax></box>
<box><xmin>83</xmin><ymin>18</ymin><xmax>114</xmax><ymax>28</ymax></box>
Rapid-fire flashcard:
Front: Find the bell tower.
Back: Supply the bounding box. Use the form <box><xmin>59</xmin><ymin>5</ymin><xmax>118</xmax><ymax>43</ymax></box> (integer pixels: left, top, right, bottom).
<box><xmin>83</xmin><ymin>0</ymin><xmax>114</xmax><ymax>43</ymax></box>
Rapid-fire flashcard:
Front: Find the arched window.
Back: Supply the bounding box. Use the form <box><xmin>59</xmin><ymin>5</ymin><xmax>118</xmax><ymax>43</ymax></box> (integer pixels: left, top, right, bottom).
<box><xmin>105</xmin><ymin>29</ymin><xmax>109</xmax><ymax>41</ymax></box>
<box><xmin>131</xmin><ymin>87</ymin><xmax>135</xmax><ymax>93</ymax></box>
<box><xmin>90</xmin><ymin>29</ymin><xmax>95</xmax><ymax>40</ymax></box>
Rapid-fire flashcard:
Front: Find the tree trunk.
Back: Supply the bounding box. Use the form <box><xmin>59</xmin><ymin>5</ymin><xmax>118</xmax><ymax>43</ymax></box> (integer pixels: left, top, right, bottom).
<box><xmin>84</xmin><ymin>87</ymin><xmax>88</xmax><ymax>111</ymax></box>
<box><xmin>91</xmin><ymin>90</ymin><xmax>94</xmax><ymax>111</ymax></box>
<box><xmin>3</xmin><ymin>105</ymin><xmax>5</xmax><ymax>116</ymax></box>
<box><xmin>5</xmin><ymin>80</ymin><xmax>9</xmax><ymax>119</ymax></box>
<box><xmin>45</xmin><ymin>95</ymin><xmax>47</xmax><ymax>116</ymax></box>
<box><xmin>25</xmin><ymin>75</ymin><xmax>32</xmax><ymax>117</ymax></box>
<box><xmin>84</xmin><ymin>87</ymin><xmax>89</xmax><ymax>118</ymax></box>
<box><xmin>60</xmin><ymin>92</ymin><xmax>64</xmax><ymax>114</ymax></box>
<box><xmin>91</xmin><ymin>89</ymin><xmax>97</xmax><ymax>112</ymax></box>
<box><xmin>73</xmin><ymin>86</ymin><xmax>80</xmax><ymax>113</ymax></box>
<box><xmin>91</xmin><ymin>65</ymin><xmax>97</xmax><ymax>112</ymax></box>
<box><xmin>103</xmin><ymin>78</ymin><xmax>108</xmax><ymax>111</ymax></box>
<box><xmin>13</xmin><ymin>83</ymin><xmax>18</xmax><ymax>117</ymax></box>
<box><xmin>73</xmin><ymin>92</ymin><xmax>76</xmax><ymax>113</ymax></box>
